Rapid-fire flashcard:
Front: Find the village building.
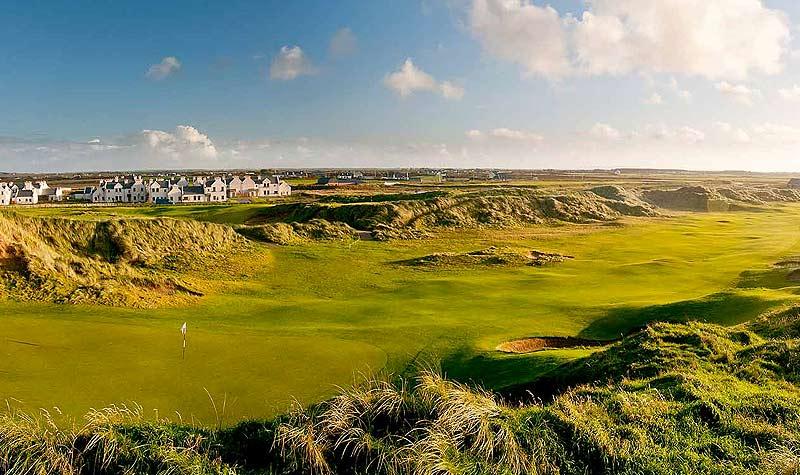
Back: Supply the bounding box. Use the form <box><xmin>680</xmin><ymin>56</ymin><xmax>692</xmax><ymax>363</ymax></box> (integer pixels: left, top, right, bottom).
<box><xmin>204</xmin><ymin>177</ymin><xmax>228</xmax><ymax>202</ymax></box>
<box><xmin>0</xmin><ymin>184</ymin><xmax>12</xmax><ymax>206</ymax></box>
<box><xmin>168</xmin><ymin>185</ymin><xmax>184</xmax><ymax>204</ymax></box>
<box><xmin>39</xmin><ymin>187</ymin><xmax>65</xmax><ymax>202</ymax></box>
<box><xmin>14</xmin><ymin>189</ymin><xmax>38</xmax><ymax>205</ymax></box>
<box><xmin>0</xmin><ymin>173</ymin><xmax>289</xmax><ymax>207</ymax></box>
<box><xmin>149</xmin><ymin>179</ymin><xmax>172</xmax><ymax>203</ymax></box>
<box><xmin>71</xmin><ymin>186</ymin><xmax>96</xmax><ymax>201</ymax></box>
<box><xmin>180</xmin><ymin>185</ymin><xmax>207</xmax><ymax>203</ymax></box>
<box><xmin>225</xmin><ymin>176</ymin><xmax>243</xmax><ymax>197</ymax></box>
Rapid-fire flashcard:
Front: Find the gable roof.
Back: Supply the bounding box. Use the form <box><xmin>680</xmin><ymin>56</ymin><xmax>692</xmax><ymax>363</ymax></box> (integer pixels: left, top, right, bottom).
<box><xmin>183</xmin><ymin>185</ymin><xmax>205</xmax><ymax>195</ymax></box>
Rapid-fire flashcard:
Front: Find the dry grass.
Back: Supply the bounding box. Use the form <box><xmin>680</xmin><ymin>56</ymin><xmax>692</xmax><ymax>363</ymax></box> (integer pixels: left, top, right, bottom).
<box><xmin>0</xmin><ymin>211</ymin><xmax>247</xmax><ymax>307</ymax></box>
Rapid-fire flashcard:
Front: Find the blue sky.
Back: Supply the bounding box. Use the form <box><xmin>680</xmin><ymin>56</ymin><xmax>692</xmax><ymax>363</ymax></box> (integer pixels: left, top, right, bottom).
<box><xmin>1</xmin><ymin>0</ymin><xmax>800</xmax><ymax>172</ymax></box>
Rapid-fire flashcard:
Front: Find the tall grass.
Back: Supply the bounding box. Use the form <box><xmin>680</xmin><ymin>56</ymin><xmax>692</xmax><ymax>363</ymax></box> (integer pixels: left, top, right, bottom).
<box><xmin>0</xmin><ymin>212</ymin><xmax>247</xmax><ymax>307</ymax></box>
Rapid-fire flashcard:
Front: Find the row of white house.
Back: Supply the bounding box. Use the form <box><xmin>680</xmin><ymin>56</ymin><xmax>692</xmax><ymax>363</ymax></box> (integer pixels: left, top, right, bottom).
<box><xmin>0</xmin><ymin>181</ymin><xmax>65</xmax><ymax>205</ymax></box>
<box><xmin>85</xmin><ymin>174</ymin><xmax>291</xmax><ymax>204</ymax></box>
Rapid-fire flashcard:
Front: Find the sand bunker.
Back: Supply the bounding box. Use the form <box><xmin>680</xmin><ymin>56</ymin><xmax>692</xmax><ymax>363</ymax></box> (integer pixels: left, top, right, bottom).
<box><xmin>496</xmin><ymin>336</ymin><xmax>607</xmax><ymax>354</ymax></box>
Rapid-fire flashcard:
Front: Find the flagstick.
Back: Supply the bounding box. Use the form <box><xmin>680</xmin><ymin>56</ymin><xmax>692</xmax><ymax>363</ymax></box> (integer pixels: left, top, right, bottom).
<box><xmin>181</xmin><ymin>322</ymin><xmax>188</xmax><ymax>360</ymax></box>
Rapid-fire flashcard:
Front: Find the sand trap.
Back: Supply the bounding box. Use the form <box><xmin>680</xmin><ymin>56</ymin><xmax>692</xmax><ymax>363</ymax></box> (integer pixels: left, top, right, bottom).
<box><xmin>496</xmin><ymin>336</ymin><xmax>607</xmax><ymax>354</ymax></box>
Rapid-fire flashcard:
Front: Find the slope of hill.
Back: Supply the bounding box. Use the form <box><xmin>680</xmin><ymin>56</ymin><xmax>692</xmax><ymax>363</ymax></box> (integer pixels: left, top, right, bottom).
<box><xmin>0</xmin><ymin>212</ymin><xmax>247</xmax><ymax>307</ymax></box>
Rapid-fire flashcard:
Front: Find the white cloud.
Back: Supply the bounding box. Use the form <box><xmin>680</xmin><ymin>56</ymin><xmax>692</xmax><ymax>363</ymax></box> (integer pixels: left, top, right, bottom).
<box><xmin>465</xmin><ymin>127</ymin><xmax>544</xmax><ymax>142</ymax></box>
<box><xmin>669</xmin><ymin>78</ymin><xmax>692</xmax><ymax>102</ymax></box>
<box><xmin>715</xmin><ymin>81</ymin><xmax>761</xmax><ymax>106</ymax></box>
<box><xmin>468</xmin><ymin>0</ymin><xmax>790</xmax><ymax>80</ymax></box>
<box><xmin>644</xmin><ymin>92</ymin><xmax>664</xmax><ymax>105</ymax></box>
<box><xmin>330</xmin><ymin>27</ymin><xmax>358</xmax><ymax>57</ymax></box>
<box><xmin>574</xmin><ymin>0</ymin><xmax>789</xmax><ymax>79</ymax></box>
<box><xmin>676</xmin><ymin>126</ymin><xmax>706</xmax><ymax>144</ymax></box>
<box><xmin>633</xmin><ymin>124</ymin><xmax>705</xmax><ymax>144</ymax></box>
<box><xmin>590</xmin><ymin>123</ymin><xmax>621</xmax><ymax>140</ymax></box>
<box><xmin>489</xmin><ymin>128</ymin><xmax>543</xmax><ymax>141</ymax></box>
<box><xmin>779</xmin><ymin>85</ymin><xmax>800</xmax><ymax>102</ymax></box>
<box><xmin>752</xmin><ymin>123</ymin><xmax>800</xmax><ymax>143</ymax></box>
<box><xmin>469</xmin><ymin>0</ymin><xmax>570</xmax><ymax>78</ymax></box>
<box><xmin>145</xmin><ymin>56</ymin><xmax>181</xmax><ymax>80</ymax></box>
<box><xmin>714</xmin><ymin>122</ymin><xmax>751</xmax><ymax>143</ymax></box>
<box><xmin>141</xmin><ymin>125</ymin><xmax>218</xmax><ymax>161</ymax></box>
<box><xmin>270</xmin><ymin>46</ymin><xmax>317</xmax><ymax>80</ymax></box>
<box><xmin>439</xmin><ymin>81</ymin><xmax>466</xmax><ymax>100</ymax></box>
<box><xmin>383</xmin><ymin>59</ymin><xmax>464</xmax><ymax>100</ymax></box>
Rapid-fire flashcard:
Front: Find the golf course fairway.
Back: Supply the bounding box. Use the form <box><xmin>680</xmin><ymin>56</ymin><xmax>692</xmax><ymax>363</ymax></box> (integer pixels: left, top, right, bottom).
<box><xmin>3</xmin><ymin>205</ymin><xmax>800</xmax><ymax>424</ymax></box>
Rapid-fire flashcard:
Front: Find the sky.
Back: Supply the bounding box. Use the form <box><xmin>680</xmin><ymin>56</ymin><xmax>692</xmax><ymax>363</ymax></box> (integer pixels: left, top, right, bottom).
<box><xmin>2</xmin><ymin>0</ymin><xmax>800</xmax><ymax>172</ymax></box>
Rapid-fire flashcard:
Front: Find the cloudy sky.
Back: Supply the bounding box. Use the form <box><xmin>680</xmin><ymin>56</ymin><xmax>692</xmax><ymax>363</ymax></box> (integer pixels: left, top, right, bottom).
<box><xmin>2</xmin><ymin>0</ymin><xmax>800</xmax><ymax>172</ymax></box>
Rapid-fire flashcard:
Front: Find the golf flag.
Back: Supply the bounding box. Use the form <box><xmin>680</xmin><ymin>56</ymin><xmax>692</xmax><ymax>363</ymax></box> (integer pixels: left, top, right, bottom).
<box><xmin>181</xmin><ymin>322</ymin><xmax>187</xmax><ymax>350</ymax></box>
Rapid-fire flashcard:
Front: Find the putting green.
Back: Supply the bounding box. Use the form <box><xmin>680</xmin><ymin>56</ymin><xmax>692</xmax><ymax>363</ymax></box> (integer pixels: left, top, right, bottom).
<box><xmin>3</xmin><ymin>205</ymin><xmax>800</xmax><ymax>423</ymax></box>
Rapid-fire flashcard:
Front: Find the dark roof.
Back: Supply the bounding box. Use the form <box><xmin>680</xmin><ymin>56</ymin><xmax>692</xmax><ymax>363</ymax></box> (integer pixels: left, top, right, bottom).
<box><xmin>183</xmin><ymin>186</ymin><xmax>205</xmax><ymax>195</ymax></box>
<box><xmin>17</xmin><ymin>190</ymin><xmax>34</xmax><ymax>197</ymax></box>
<box><xmin>83</xmin><ymin>187</ymin><xmax>95</xmax><ymax>193</ymax></box>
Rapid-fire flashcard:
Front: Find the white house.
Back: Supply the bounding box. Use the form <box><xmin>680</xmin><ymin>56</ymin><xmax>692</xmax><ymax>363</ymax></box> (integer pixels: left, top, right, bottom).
<box><xmin>168</xmin><ymin>185</ymin><xmax>184</xmax><ymax>204</ymax></box>
<box><xmin>39</xmin><ymin>187</ymin><xmax>65</xmax><ymax>202</ymax></box>
<box><xmin>149</xmin><ymin>179</ymin><xmax>172</xmax><ymax>203</ymax></box>
<box><xmin>254</xmin><ymin>175</ymin><xmax>291</xmax><ymax>197</ymax></box>
<box><xmin>93</xmin><ymin>181</ymin><xmax>124</xmax><ymax>202</ymax></box>
<box><xmin>14</xmin><ymin>189</ymin><xmax>38</xmax><ymax>205</ymax></box>
<box><xmin>225</xmin><ymin>176</ymin><xmax>243</xmax><ymax>197</ymax></box>
<box><xmin>203</xmin><ymin>177</ymin><xmax>227</xmax><ymax>202</ymax></box>
<box><xmin>123</xmin><ymin>176</ymin><xmax>148</xmax><ymax>203</ymax></box>
<box><xmin>0</xmin><ymin>184</ymin><xmax>12</xmax><ymax>206</ymax></box>
<box><xmin>180</xmin><ymin>185</ymin><xmax>207</xmax><ymax>203</ymax></box>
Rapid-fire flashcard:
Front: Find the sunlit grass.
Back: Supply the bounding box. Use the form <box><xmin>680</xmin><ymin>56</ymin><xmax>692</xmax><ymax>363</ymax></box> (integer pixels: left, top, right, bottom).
<box><xmin>3</xmin><ymin>206</ymin><xmax>800</xmax><ymax>422</ymax></box>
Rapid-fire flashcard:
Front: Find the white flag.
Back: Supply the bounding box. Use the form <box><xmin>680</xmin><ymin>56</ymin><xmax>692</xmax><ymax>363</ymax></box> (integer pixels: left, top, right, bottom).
<box><xmin>181</xmin><ymin>322</ymin><xmax>187</xmax><ymax>335</ymax></box>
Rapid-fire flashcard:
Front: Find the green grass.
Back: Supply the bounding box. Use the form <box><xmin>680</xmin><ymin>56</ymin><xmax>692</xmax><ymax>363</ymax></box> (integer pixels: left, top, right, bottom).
<box><xmin>8</xmin><ymin>315</ymin><xmax>800</xmax><ymax>474</ymax></box>
<box><xmin>4</xmin><ymin>205</ymin><xmax>800</xmax><ymax>424</ymax></box>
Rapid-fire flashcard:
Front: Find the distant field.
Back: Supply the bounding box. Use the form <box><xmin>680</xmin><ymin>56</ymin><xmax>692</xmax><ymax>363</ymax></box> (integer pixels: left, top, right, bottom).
<box><xmin>3</xmin><ymin>204</ymin><xmax>800</xmax><ymax>424</ymax></box>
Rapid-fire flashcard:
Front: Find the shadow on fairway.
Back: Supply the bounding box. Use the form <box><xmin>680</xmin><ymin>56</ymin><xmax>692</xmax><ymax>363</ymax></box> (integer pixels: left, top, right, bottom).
<box><xmin>578</xmin><ymin>292</ymin><xmax>777</xmax><ymax>340</ymax></box>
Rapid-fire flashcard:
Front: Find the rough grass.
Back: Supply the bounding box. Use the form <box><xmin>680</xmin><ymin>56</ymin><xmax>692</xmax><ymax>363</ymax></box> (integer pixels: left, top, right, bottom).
<box><xmin>0</xmin><ymin>212</ymin><xmax>247</xmax><ymax>307</ymax></box>
<box><xmin>395</xmin><ymin>246</ymin><xmax>573</xmax><ymax>269</ymax></box>
<box><xmin>235</xmin><ymin>219</ymin><xmax>358</xmax><ymax>245</ymax></box>
<box><xmin>243</xmin><ymin>188</ymin><xmax>660</xmax><ymax>237</ymax></box>
<box><xmin>7</xmin><ymin>310</ymin><xmax>800</xmax><ymax>474</ymax></box>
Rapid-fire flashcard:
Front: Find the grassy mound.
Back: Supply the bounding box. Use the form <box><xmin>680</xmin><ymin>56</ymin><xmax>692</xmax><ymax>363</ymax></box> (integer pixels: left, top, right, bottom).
<box><xmin>0</xmin><ymin>212</ymin><xmax>246</xmax><ymax>307</ymax></box>
<box><xmin>247</xmin><ymin>188</ymin><xmax>660</xmax><ymax>239</ymax></box>
<box><xmin>641</xmin><ymin>186</ymin><xmax>735</xmax><ymax>212</ymax></box>
<box><xmin>8</xmin><ymin>308</ymin><xmax>800</xmax><ymax>474</ymax></box>
<box><xmin>235</xmin><ymin>219</ymin><xmax>358</xmax><ymax>245</ymax></box>
<box><xmin>636</xmin><ymin>185</ymin><xmax>800</xmax><ymax>212</ymax></box>
<box><xmin>397</xmin><ymin>246</ymin><xmax>573</xmax><ymax>269</ymax></box>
